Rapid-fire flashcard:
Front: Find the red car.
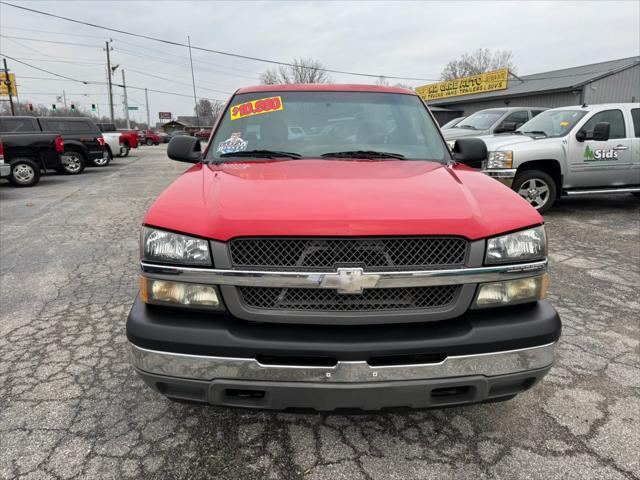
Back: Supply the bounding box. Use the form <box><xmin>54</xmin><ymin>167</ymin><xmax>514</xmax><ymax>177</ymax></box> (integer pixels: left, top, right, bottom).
<box><xmin>127</xmin><ymin>84</ymin><xmax>560</xmax><ymax>410</ymax></box>
<box><xmin>194</xmin><ymin>128</ymin><xmax>212</xmax><ymax>140</ymax></box>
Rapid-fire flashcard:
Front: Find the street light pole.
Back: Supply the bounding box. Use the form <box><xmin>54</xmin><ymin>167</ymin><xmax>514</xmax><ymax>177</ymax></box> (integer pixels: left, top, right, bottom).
<box><xmin>187</xmin><ymin>35</ymin><xmax>199</xmax><ymax>128</ymax></box>
<box><xmin>2</xmin><ymin>58</ymin><xmax>15</xmax><ymax>116</ymax></box>
<box><xmin>121</xmin><ymin>69</ymin><xmax>130</xmax><ymax>129</ymax></box>
<box><xmin>145</xmin><ymin>87</ymin><xmax>150</xmax><ymax>128</ymax></box>
<box><xmin>105</xmin><ymin>40</ymin><xmax>115</xmax><ymax>123</ymax></box>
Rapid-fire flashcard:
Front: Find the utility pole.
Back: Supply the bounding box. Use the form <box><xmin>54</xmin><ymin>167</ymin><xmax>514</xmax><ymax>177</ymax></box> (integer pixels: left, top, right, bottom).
<box><xmin>121</xmin><ymin>69</ymin><xmax>130</xmax><ymax>129</ymax></box>
<box><xmin>62</xmin><ymin>90</ymin><xmax>68</xmax><ymax>110</ymax></box>
<box><xmin>105</xmin><ymin>40</ymin><xmax>115</xmax><ymax>123</ymax></box>
<box><xmin>187</xmin><ymin>35</ymin><xmax>199</xmax><ymax>127</ymax></box>
<box><xmin>145</xmin><ymin>87</ymin><xmax>150</xmax><ymax>128</ymax></box>
<box><xmin>2</xmin><ymin>58</ymin><xmax>15</xmax><ymax>116</ymax></box>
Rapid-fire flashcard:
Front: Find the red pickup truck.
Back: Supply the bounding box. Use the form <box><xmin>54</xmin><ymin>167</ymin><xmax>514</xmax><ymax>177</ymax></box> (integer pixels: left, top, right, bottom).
<box><xmin>96</xmin><ymin>123</ymin><xmax>139</xmax><ymax>154</ymax></box>
<box><xmin>127</xmin><ymin>84</ymin><xmax>560</xmax><ymax>411</ymax></box>
<box><xmin>138</xmin><ymin>129</ymin><xmax>160</xmax><ymax>146</ymax></box>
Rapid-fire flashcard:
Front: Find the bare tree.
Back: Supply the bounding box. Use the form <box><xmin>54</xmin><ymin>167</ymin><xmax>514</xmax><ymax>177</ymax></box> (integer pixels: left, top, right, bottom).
<box><xmin>440</xmin><ymin>49</ymin><xmax>516</xmax><ymax>80</ymax></box>
<box><xmin>195</xmin><ymin>98</ymin><xmax>213</xmax><ymax>118</ymax></box>
<box><xmin>393</xmin><ymin>83</ymin><xmax>414</xmax><ymax>91</ymax></box>
<box><xmin>373</xmin><ymin>76</ymin><xmax>413</xmax><ymax>91</ymax></box>
<box><xmin>210</xmin><ymin>100</ymin><xmax>225</xmax><ymax>120</ymax></box>
<box><xmin>260</xmin><ymin>58</ymin><xmax>332</xmax><ymax>85</ymax></box>
<box><xmin>375</xmin><ymin>76</ymin><xmax>390</xmax><ymax>86</ymax></box>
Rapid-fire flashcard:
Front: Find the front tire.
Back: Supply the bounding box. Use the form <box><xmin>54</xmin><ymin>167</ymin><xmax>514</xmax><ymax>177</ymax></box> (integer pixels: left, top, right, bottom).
<box><xmin>9</xmin><ymin>158</ymin><xmax>41</xmax><ymax>187</ymax></box>
<box><xmin>146</xmin><ymin>139</ymin><xmax>154</xmax><ymax>146</ymax></box>
<box><xmin>58</xmin><ymin>151</ymin><xmax>86</xmax><ymax>175</ymax></box>
<box><xmin>513</xmin><ymin>170</ymin><xmax>557</xmax><ymax>214</ymax></box>
<box><xmin>91</xmin><ymin>151</ymin><xmax>110</xmax><ymax>167</ymax></box>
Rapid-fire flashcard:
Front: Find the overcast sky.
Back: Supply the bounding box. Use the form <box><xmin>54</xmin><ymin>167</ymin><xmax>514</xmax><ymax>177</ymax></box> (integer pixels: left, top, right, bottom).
<box><xmin>1</xmin><ymin>0</ymin><xmax>639</xmax><ymax>125</ymax></box>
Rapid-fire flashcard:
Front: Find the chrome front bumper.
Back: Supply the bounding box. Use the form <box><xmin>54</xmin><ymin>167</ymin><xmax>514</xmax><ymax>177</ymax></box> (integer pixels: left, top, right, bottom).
<box><xmin>482</xmin><ymin>168</ymin><xmax>517</xmax><ymax>187</ymax></box>
<box><xmin>130</xmin><ymin>341</ymin><xmax>556</xmax><ymax>383</ymax></box>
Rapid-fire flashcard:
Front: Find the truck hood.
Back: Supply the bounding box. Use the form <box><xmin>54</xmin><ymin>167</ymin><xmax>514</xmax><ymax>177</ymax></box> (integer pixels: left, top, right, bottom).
<box><xmin>443</xmin><ymin>128</ymin><xmax>490</xmax><ymax>140</ymax></box>
<box><xmin>479</xmin><ymin>134</ymin><xmax>538</xmax><ymax>150</ymax></box>
<box><xmin>144</xmin><ymin>159</ymin><xmax>542</xmax><ymax>241</ymax></box>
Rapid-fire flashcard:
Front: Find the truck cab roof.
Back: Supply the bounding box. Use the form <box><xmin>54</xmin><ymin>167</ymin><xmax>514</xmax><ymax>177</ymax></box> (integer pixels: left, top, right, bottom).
<box><xmin>544</xmin><ymin>102</ymin><xmax>639</xmax><ymax>113</ymax></box>
<box><xmin>236</xmin><ymin>84</ymin><xmax>416</xmax><ymax>95</ymax></box>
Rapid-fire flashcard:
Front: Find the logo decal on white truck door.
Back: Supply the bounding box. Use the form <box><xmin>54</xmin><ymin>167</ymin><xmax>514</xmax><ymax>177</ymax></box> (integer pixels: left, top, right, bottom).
<box><xmin>584</xmin><ymin>145</ymin><xmax>618</xmax><ymax>161</ymax></box>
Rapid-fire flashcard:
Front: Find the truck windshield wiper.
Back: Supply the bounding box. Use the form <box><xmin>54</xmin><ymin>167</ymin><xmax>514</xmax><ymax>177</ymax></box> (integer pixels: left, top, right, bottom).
<box><xmin>523</xmin><ymin>131</ymin><xmax>548</xmax><ymax>137</ymax></box>
<box><xmin>320</xmin><ymin>150</ymin><xmax>406</xmax><ymax>159</ymax></box>
<box><xmin>220</xmin><ymin>150</ymin><xmax>302</xmax><ymax>159</ymax></box>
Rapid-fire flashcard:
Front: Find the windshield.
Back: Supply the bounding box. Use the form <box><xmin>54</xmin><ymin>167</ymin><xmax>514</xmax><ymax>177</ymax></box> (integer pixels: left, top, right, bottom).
<box><xmin>516</xmin><ymin>109</ymin><xmax>587</xmax><ymax>138</ymax></box>
<box><xmin>207</xmin><ymin>91</ymin><xmax>448</xmax><ymax>163</ymax></box>
<box><xmin>456</xmin><ymin>110</ymin><xmax>505</xmax><ymax>130</ymax></box>
<box><xmin>441</xmin><ymin>116</ymin><xmax>465</xmax><ymax>129</ymax></box>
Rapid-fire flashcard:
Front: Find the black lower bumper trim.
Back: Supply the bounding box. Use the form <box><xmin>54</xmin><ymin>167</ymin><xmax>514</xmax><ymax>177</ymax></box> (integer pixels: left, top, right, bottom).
<box><xmin>136</xmin><ymin>367</ymin><xmax>550</xmax><ymax>411</ymax></box>
<box><xmin>126</xmin><ymin>294</ymin><xmax>561</xmax><ymax>360</ymax></box>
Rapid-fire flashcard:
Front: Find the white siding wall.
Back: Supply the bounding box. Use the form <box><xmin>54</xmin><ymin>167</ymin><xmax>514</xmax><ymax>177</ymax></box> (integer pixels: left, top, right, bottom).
<box><xmin>438</xmin><ymin>91</ymin><xmax>580</xmax><ymax>116</ymax></box>
<box><xmin>583</xmin><ymin>65</ymin><xmax>640</xmax><ymax>104</ymax></box>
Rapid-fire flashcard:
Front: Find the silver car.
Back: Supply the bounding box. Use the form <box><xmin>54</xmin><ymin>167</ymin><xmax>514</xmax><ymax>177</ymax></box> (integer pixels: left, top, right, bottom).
<box><xmin>443</xmin><ymin>107</ymin><xmax>547</xmax><ymax>146</ymax></box>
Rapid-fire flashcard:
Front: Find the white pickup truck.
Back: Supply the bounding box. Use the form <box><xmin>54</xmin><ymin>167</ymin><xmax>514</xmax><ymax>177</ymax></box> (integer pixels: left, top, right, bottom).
<box><xmin>101</xmin><ymin>132</ymin><xmax>128</xmax><ymax>160</ymax></box>
<box><xmin>477</xmin><ymin>103</ymin><xmax>640</xmax><ymax>212</ymax></box>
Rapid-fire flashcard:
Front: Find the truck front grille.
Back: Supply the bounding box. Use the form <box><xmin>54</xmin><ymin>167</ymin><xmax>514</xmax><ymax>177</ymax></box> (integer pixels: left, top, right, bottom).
<box><xmin>229</xmin><ymin>237</ymin><xmax>468</xmax><ymax>271</ymax></box>
<box><xmin>238</xmin><ymin>285</ymin><xmax>459</xmax><ymax>312</ymax></box>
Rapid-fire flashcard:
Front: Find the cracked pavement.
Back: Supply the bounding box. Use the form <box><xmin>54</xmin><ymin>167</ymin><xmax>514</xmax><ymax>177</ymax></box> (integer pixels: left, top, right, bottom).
<box><xmin>1</xmin><ymin>146</ymin><xmax>638</xmax><ymax>480</ymax></box>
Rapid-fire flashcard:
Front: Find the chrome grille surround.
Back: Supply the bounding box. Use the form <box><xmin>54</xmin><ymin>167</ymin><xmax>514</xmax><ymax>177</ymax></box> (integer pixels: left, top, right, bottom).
<box><xmin>228</xmin><ymin>237</ymin><xmax>468</xmax><ymax>271</ymax></box>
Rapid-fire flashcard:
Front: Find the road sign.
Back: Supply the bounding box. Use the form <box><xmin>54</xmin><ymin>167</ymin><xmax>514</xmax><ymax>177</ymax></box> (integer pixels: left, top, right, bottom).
<box><xmin>159</xmin><ymin>112</ymin><xmax>171</xmax><ymax>120</ymax></box>
<box><xmin>416</xmin><ymin>68</ymin><xmax>509</xmax><ymax>102</ymax></box>
<box><xmin>128</xmin><ymin>106</ymin><xmax>139</xmax><ymax>111</ymax></box>
<box><xmin>0</xmin><ymin>72</ymin><xmax>17</xmax><ymax>96</ymax></box>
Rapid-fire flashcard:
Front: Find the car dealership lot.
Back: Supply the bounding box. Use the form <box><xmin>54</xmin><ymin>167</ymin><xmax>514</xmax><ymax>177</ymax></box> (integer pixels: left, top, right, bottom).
<box><xmin>1</xmin><ymin>146</ymin><xmax>638</xmax><ymax>480</ymax></box>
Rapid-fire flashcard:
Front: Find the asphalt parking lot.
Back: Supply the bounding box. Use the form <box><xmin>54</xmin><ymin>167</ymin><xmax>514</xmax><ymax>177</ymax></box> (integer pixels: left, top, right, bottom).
<box><xmin>1</xmin><ymin>145</ymin><xmax>638</xmax><ymax>480</ymax></box>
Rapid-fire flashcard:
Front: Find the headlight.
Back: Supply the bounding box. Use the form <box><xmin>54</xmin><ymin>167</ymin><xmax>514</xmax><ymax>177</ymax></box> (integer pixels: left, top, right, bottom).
<box><xmin>140</xmin><ymin>277</ymin><xmax>224</xmax><ymax>310</ymax></box>
<box><xmin>486</xmin><ymin>151</ymin><xmax>513</xmax><ymax>169</ymax></box>
<box><xmin>141</xmin><ymin>227</ymin><xmax>211</xmax><ymax>266</ymax></box>
<box><xmin>485</xmin><ymin>226</ymin><xmax>546</xmax><ymax>264</ymax></box>
<box><xmin>473</xmin><ymin>274</ymin><xmax>547</xmax><ymax>308</ymax></box>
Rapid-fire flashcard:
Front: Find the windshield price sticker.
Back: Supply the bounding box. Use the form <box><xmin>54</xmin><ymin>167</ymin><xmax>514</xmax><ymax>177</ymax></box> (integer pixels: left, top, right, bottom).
<box><xmin>230</xmin><ymin>96</ymin><xmax>283</xmax><ymax>121</ymax></box>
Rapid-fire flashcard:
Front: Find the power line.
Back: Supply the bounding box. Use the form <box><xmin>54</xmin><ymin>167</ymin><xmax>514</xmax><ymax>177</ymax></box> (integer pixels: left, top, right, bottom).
<box><xmin>112</xmin><ymin>47</ymin><xmax>260</xmax><ymax>82</ymax></box>
<box><xmin>1</xmin><ymin>25</ymin><xmax>107</xmax><ymax>39</ymax></box>
<box><xmin>0</xmin><ymin>34</ymin><xmax>102</xmax><ymax>49</ymax></box>
<box><xmin>0</xmin><ymin>1</ymin><xmax>439</xmax><ymax>82</ymax></box>
<box><xmin>2</xmin><ymin>54</ymin><xmax>226</xmax><ymax>101</ymax></box>
<box><xmin>1</xmin><ymin>54</ymin><xmax>99</xmax><ymax>84</ymax></box>
<box><xmin>123</xmin><ymin>66</ymin><xmax>231</xmax><ymax>94</ymax></box>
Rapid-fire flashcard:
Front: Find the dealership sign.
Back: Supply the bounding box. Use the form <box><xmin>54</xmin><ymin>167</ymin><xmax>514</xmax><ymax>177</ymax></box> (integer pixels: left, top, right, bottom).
<box><xmin>0</xmin><ymin>72</ymin><xmax>18</xmax><ymax>96</ymax></box>
<box><xmin>416</xmin><ymin>68</ymin><xmax>509</xmax><ymax>102</ymax></box>
<box><xmin>158</xmin><ymin>112</ymin><xmax>172</xmax><ymax>120</ymax></box>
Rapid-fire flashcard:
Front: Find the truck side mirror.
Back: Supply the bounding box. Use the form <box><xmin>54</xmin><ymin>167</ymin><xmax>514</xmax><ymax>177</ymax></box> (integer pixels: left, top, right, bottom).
<box><xmin>494</xmin><ymin>121</ymin><xmax>517</xmax><ymax>134</ymax></box>
<box><xmin>167</xmin><ymin>135</ymin><xmax>202</xmax><ymax>163</ymax></box>
<box><xmin>575</xmin><ymin>130</ymin><xmax>586</xmax><ymax>142</ymax></box>
<box><xmin>452</xmin><ymin>138</ymin><xmax>487</xmax><ymax>165</ymax></box>
<box><xmin>592</xmin><ymin>122</ymin><xmax>610</xmax><ymax>142</ymax></box>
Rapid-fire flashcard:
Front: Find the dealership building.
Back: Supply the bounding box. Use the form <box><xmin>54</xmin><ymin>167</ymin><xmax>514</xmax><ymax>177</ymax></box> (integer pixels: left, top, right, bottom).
<box><xmin>427</xmin><ymin>56</ymin><xmax>640</xmax><ymax>124</ymax></box>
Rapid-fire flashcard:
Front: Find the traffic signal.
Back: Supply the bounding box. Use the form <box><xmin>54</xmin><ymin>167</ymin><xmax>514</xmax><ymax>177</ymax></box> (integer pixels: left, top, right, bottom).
<box><xmin>70</xmin><ymin>104</ymin><xmax>76</xmax><ymax>112</ymax></box>
<box><xmin>28</xmin><ymin>103</ymin><xmax>33</xmax><ymax>112</ymax></box>
<box><xmin>91</xmin><ymin>104</ymin><xmax>96</xmax><ymax>112</ymax></box>
<box><xmin>52</xmin><ymin>104</ymin><xmax>57</xmax><ymax>111</ymax></box>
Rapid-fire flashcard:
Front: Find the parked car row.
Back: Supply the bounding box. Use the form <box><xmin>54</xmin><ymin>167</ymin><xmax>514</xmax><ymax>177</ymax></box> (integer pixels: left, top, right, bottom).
<box><xmin>441</xmin><ymin>103</ymin><xmax>640</xmax><ymax>212</ymax></box>
<box><xmin>0</xmin><ymin>116</ymin><xmax>133</xmax><ymax>188</ymax></box>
